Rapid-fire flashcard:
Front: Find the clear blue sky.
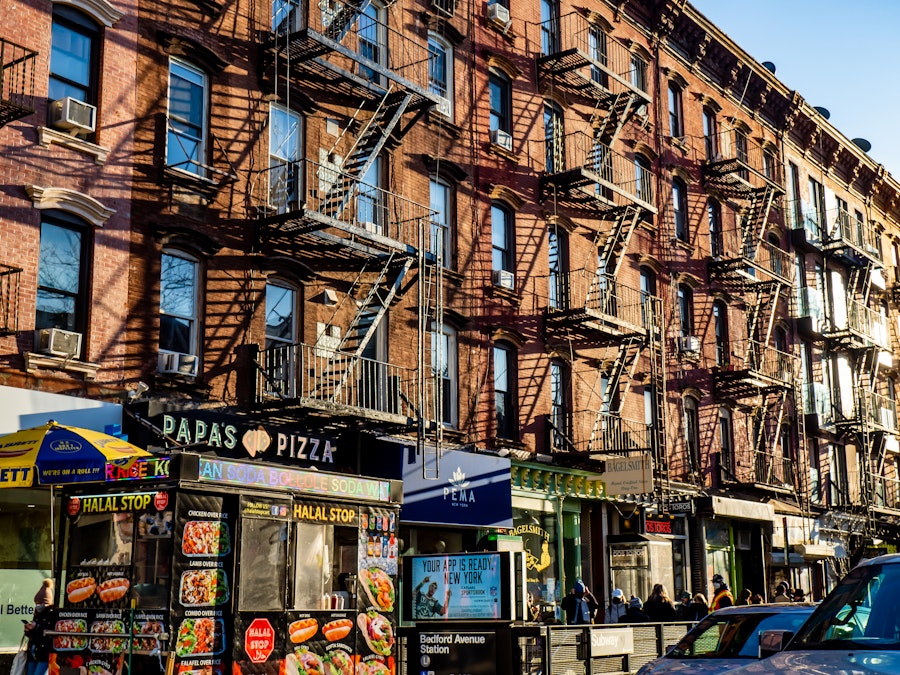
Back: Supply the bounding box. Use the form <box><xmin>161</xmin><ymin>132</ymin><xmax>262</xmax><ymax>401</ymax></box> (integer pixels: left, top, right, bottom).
<box><xmin>690</xmin><ymin>1</ymin><xmax>900</xmax><ymax>179</ymax></box>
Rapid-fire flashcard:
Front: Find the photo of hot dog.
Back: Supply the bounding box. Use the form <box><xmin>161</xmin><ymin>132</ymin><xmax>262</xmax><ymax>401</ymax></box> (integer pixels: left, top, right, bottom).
<box><xmin>288</xmin><ymin>618</ymin><xmax>318</xmax><ymax>644</ymax></box>
<box><xmin>322</xmin><ymin>619</ymin><xmax>353</xmax><ymax>642</ymax></box>
<box><xmin>66</xmin><ymin>576</ymin><xmax>96</xmax><ymax>604</ymax></box>
<box><xmin>359</xmin><ymin>567</ymin><xmax>394</xmax><ymax>612</ymax></box>
<box><xmin>97</xmin><ymin>577</ymin><xmax>130</xmax><ymax>603</ymax></box>
<box><xmin>356</xmin><ymin>611</ymin><xmax>394</xmax><ymax>657</ymax></box>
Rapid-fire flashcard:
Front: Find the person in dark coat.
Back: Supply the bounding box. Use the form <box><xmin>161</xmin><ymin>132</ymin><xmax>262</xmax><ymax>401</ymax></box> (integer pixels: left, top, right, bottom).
<box><xmin>619</xmin><ymin>596</ymin><xmax>651</xmax><ymax>623</ymax></box>
<box><xmin>675</xmin><ymin>591</ymin><xmax>693</xmax><ymax>621</ymax></box>
<box><xmin>24</xmin><ymin>603</ymin><xmax>57</xmax><ymax>675</ymax></box>
<box><xmin>687</xmin><ymin>593</ymin><xmax>709</xmax><ymax>621</ymax></box>
<box><xmin>643</xmin><ymin>583</ymin><xmax>678</xmax><ymax>622</ymax></box>
<box><xmin>560</xmin><ymin>580</ymin><xmax>598</xmax><ymax>625</ymax></box>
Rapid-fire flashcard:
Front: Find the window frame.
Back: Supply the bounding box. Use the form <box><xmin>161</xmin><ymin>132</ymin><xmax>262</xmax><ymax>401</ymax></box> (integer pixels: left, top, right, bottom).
<box><xmin>159</xmin><ymin>250</ymin><xmax>201</xmax><ymax>357</ymax></box>
<box><xmin>357</xmin><ymin>1</ymin><xmax>387</xmax><ymax>84</ymax></box>
<box><xmin>494</xmin><ymin>342</ymin><xmax>517</xmax><ymax>440</ymax></box>
<box><xmin>268</xmin><ymin>103</ymin><xmax>302</xmax><ymax>212</ymax></box>
<box><xmin>683</xmin><ymin>395</ymin><xmax>700</xmax><ymax>473</ymax></box>
<box><xmin>713</xmin><ymin>299</ymin><xmax>728</xmax><ymax>366</ymax></box>
<box><xmin>49</xmin><ymin>6</ymin><xmax>100</xmax><ymax>109</ymax></box>
<box><xmin>167</xmin><ymin>57</ymin><xmax>209</xmax><ymax>177</ymax></box>
<box><xmin>703</xmin><ymin>107</ymin><xmax>717</xmax><ymax>160</ymax></box>
<box><xmin>543</xmin><ymin>100</ymin><xmax>565</xmax><ymax>173</ymax></box>
<box><xmin>428</xmin><ymin>33</ymin><xmax>453</xmax><ymax>118</ymax></box>
<box><xmin>488</xmin><ymin>68</ymin><xmax>511</xmax><ymax>134</ymax></box>
<box><xmin>678</xmin><ymin>283</ymin><xmax>694</xmax><ymax>337</ymax></box>
<box><xmin>549</xmin><ymin>359</ymin><xmax>570</xmax><ymax>450</ymax></box>
<box><xmin>36</xmin><ymin>213</ymin><xmax>90</xmax><ymax>339</ymax></box>
<box><xmin>708</xmin><ymin>198</ymin><xmax>722</xmax><ymax>257</ymax></box>
<box><xmin>668</xmin><ymin>81</ymin><xmax>684</xmax><ymax>139</ymax></box>
<box><xmin>265</xmin><ymin>280</ymin><xmax>298</xmax><ymax>349</ymax></box>
<box><xmin>429</xmin><ymin>176</ymin><xmax>453</xmax><ymax>268</ymax></box>
<box><xmin>539</xmin><ymin>0</ymin><xmax>560</xmax><ymax>55</ymax></box>
<box><xmin>431</xmin><ymin>323</ymin><xmax>458</xmax><ymax>428</ymax></box>
<box><xmin>718</xmin><ymin>406</ymin><xmax>734</xmax><ymax>477</ymax></box>
<box><xmin>673</xmin><ymin>177</ymin><xmax>689</xmax><ymax>242</ymax></box>
<box><xmin>548</xmin><ymin>226</ymin><xmax>568</xmax><ymax>310</ymax></box>
<box><xmin>491</xmin><ymin>202</ymin><xmax>514</xmax><ymax>274</ymax></box>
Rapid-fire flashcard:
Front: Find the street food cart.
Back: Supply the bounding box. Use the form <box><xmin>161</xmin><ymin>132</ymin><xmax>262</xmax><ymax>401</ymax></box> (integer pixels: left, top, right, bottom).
<box><xmin>50</xmin><ymin>452</ymin><xmax>401</xmax><ymax>675</ymax></box>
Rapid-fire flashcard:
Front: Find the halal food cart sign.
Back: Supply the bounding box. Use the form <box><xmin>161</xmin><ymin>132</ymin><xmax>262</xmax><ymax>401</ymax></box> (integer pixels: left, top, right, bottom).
<box><xmin>245</xmin><ymin>618</ymin><xmax>275</xmax><ymax>663</ymax></box>
<box><xmin>197</xmin><ymin>457</ymin><xmax>392</xmax><ymax>502</ymax></box>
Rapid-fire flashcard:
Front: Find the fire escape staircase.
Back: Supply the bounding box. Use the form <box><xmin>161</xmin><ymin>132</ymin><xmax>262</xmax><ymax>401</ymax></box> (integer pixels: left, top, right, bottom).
<box><xmin>591</xmin><ymin>90</ymin><xmax>639</xmax><ymax>149</ymax></box>
<box><xmin>321</xmin><ymin>88</ymin><xmax>412</xmax><ymax>222</ymax></box>
<box><xmin>595</xmin><ymin>204</ymin><xmax>641</xmax><ymax>278</ymax></box>
<box><xmin>586</xmin><ymin>337</ymin><xmax>641</xmax><ymax>457</ymax></box>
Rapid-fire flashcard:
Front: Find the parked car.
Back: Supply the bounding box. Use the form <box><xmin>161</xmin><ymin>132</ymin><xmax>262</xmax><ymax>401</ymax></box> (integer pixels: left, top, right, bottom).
<box><xmin>635</xmin><ymin>603</ymin><xmax>816</xmax><ymax>675</ymax></box>
<box><xmin>725</xmin><ymin>553</ymin><xmax>900</xmax><ymax>674</ymax></box>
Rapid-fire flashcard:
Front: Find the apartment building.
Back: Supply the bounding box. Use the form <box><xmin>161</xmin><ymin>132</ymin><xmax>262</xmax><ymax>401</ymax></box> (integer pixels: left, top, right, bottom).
<box><xmin>3</xmin><ymin>0</ymin><xmax>900</xmax><ymax>639</ymax></box>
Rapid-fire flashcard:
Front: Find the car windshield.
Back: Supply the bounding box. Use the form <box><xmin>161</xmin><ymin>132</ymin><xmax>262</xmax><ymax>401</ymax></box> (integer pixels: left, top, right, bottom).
<box><xmin>669</xmin><ymin>610</ymin><xmax>812</xmax><ymax>659</ymax></box>
<box><xmin>791</xmin><ymin>561</ymin><xmax>900</xmax><ymax>651</ymax></box>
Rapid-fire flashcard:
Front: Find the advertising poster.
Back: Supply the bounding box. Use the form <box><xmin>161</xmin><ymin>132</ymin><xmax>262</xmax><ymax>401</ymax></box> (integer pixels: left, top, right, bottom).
<box><xmin>357</xmin><ymin>507</ymin><xmax>397</xmax><ymax>674</ymax></box>
<box><xmin>409</xmin><ymin>631</ymin><xmax>496</xmax><ymax>675</ymax></box>
<box><xmin>171</xmin><ymin>492</ymin><xmax>235</xmax><ymax>675</ymax></box>
<box><xmin>0</xmin><ymin>568</ymin><xmax>51</xmax><ymax>648</ymax></box>
<box><xmin>407</xmin><ymin>554</ymin><xmax>503</xmax><ymax>621</ymax></box>
<box><xmin>282</xmin><ymin>610</ymin><xmax>357</xmax><ymax>675</ymax></box>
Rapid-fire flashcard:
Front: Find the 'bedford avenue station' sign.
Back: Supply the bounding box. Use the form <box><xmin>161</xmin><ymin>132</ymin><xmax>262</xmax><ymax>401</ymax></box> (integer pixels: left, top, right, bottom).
<box><xmin>155</xmin><ymin>411</ymin><xmax>337</xmax><ymax>466</ymax></box>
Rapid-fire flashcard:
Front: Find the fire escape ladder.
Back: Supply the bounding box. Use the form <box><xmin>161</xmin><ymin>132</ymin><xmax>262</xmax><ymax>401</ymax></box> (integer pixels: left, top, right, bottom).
<box><xmin>764</xmin><ymin>391</ymin><xmax>788</xmax><ymax>482</ymax></box>
<box><xmin>321</xmin><ymin>89</ymin><xmax>413</xmax><ymax>219</ymax></box>
<box><xmin>848</xmin><ymin>262</ymin><xmax>874</xmax><ymax>305</ymax></box>
<box><xmin>741</xmin><ymin>185</ymin><xmax>777</xmax><ymax>260</ymax></box>
<box><xmin>323</xmin><ymin>0</ymin><xmax>370</xmax><ymax>43</ymax></box>
<box><xmin>648</xmin><ymin>322</ymin><xmax>670</xmax><ymax>507</ymax></box>
<box><xmin>596</xmin><ymin>204</ymin><xmax>641</xmax><ymax>277</ymax></box>
<box><xmin>592</xmin><ymin>90</ymin><xmax>638</xmax><ymax>147</ymax></box>
<box><xmin>587</xmin><ymin>339</ymin><xmax>638</xmax><ymax>454</ymax></box>
<box><xmin>746</xmin><ymin>281</ymin><xmax>780</xmax><ymax>356</ymax></box>
<box><xmin>419</xmin><ymin>233</ymin><xmax>443</xmax><ymax>480</ymax></box>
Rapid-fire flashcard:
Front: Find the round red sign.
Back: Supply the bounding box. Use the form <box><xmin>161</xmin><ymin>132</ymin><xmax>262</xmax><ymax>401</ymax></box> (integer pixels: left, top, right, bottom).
<box><xmin>245</xmin><ymin>618</ymin><xmax>275</xmax><ymax>663</ymax></box>
<box><xmin>66</xmin><ymin>497</ymin><xmax>81</xmax><ymax>517</ymax></box>
<box><xmin>153</xmin><ymin>491</ymin><xmax>169</xmax><ymax>512</ymax></box>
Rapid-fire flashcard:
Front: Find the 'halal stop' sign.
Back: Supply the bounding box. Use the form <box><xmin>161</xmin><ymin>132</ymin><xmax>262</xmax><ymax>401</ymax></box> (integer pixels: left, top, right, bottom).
<box><xmin>245</xmin><ymin>618</ymin><xmax>275</xmax><ymax>663</ymax></box>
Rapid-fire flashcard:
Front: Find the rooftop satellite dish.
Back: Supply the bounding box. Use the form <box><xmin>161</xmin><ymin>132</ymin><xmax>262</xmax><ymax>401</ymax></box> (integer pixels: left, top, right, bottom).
<box><xmin>762</xmin><ymin>61</ymin><xmax>776</xmax><ymax>74</ymax></box>
<box><xmin>852</xmin><ymin>138</ymin><xmax>872</xmax><ymax>153</ymax></box>
<box><xmin>814</xmin><ymin>106</ymin><xmax>831</xmax><ymax>119</ymax></box>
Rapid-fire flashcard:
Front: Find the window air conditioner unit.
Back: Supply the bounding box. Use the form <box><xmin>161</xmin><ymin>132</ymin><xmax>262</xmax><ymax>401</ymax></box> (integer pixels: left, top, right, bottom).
<box><xmin>492</xmin><ymin>269</ymin><xmax>515</xmax><ymax>290</ymax></box>
<box><xmin>435</xmin><ymin>96</ymin><xmax>452</xmax><ymax>118</ymax></box>
<box><xmin>486</xmin><ymin>3</ymin><xmax>510</xmax><ymax>26</ymax></box>
<box><xmin>360</xmin><ymin>221</ymin><xmax>380</xmax><ymax>234</ymax></box>
<box><xmin>158</xmin><ymin>350</ymin><xmax>199</xmax><ymax>377</ymax></box>
<box><xmin>490</xmin><ymin>128</ymin><xmax>513</xmax><ymax>151</ymax></box>
<box><xmin>677</xmin><ymin>335</ymin><xmax>701</xmax><ymax>353</ymax></box>
<box><xmin>35</xmin><ymin>328</ymin><xmax>82</xmax><ymax>358</ymax></box>
<box><xmin>48</xmin><ymin>97</ymin><xmax>96</xmax><ymax>135</ymax></box>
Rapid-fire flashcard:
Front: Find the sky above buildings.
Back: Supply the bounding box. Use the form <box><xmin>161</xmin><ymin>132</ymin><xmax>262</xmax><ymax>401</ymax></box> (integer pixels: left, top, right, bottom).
<box><xmin>690</xmin><ymin>0</ymin><xmax>900</xmax><ymax>179</ymax></box>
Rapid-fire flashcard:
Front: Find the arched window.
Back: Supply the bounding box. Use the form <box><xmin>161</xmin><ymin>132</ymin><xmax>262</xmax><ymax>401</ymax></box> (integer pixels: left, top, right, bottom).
<box><xmin>630</xmin><ymin>51</ymin><xmax>648</xmax><ymax>92</ymax></box>
<box><xmin>494</xmin><ymin>343</ymin><xmax>517</xmax><ymax>439</ymax></box>
<box><xmin>428</xmin><ymin>33</ymin><xmax>453</xmax><ymax>119</ymax></box>
<box><xmin>713</xmin><ymin>299</ymin><xmax>728</xmax><ymax>366</ymax></box>
<box><xmin>673</xmin><ymin>177</ymin><xmax>688</xmax><ymax>242</ymax></box>
<box><xmin>635</xmin><ymin>154</ymin><xmax>652</xmax><ymax>204</ymax></box>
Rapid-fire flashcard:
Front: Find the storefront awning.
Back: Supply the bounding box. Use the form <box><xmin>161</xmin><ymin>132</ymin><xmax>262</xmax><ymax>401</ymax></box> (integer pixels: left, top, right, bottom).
<box><xmin>364</xmin><ymin>441</ymin><xmax>513</xmax><ymax>528</ymax></box>
<box><xmin>699</xmin><ymin>495</ymin><xmax>774</xmax><ymax>522</ymax></box>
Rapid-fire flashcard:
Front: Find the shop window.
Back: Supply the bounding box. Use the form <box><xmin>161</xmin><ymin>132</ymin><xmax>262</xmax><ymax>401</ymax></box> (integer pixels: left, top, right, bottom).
<box><xmin>160</xmin><ymin>251</ymin><xmax>200</xmax><ymax>358</ymax></box>
<box><xmin>167</xmin><ymin>58</ymin><xmax>208</xmax><ymax>177</ymax></box>
<box><xmin>36</xmin><ymin>214</ymin><xmax>89</xmax><ymax>340</ymax></box>
<box><xmin>239</xmin><ymin>516</ymin><xmax>287</xmax><ymax>610</ymax></box>
<box><xmin>494</xmin><ymin>342</ymin><xmax>517</xmax><ymax>440</ymax></box>
<box><xmin>290</xmin><ymin>519</ymin><xmax>360</xmax><ymax>610</ymax></box>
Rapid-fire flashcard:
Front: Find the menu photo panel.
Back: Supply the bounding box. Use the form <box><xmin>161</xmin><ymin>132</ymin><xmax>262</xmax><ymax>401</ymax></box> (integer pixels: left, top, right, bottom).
<box><xmin>356</xmin><ymin>507</ymin><xmax>398</xmax><ymax>674</ymax></box>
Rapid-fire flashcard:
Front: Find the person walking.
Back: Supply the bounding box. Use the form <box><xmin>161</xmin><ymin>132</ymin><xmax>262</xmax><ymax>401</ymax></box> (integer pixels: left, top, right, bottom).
<box><xmin>709</xmin><ymin>574</ymin><xmax>734</xmax><ymax>611</ymax></box>
<box><xmin>604</xmin><ymin>588</ymin><xmax>627</xmax><ymax>624</ymax></box>
<box><xmin>643</xmin><ymin>583</ymin><xmax>677</xmax><ymax>622</ymax></box>
<box><xmin>561</xmin><ymin>580</ymin><xmax>597</xmax><ymax>625</ymax></box>
<box><xmin>24</xmin><ymin>582</ymin><xmax>57</xmax><ymax>675</ymax></box>
<box><xmin>619</xmin><ymin>596</ymin><xmax>650</xmax><ymax>623</ymax></box>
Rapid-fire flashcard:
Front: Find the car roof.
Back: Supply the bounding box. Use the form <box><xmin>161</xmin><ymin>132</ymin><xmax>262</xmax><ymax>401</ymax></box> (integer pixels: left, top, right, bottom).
<box><xmin>857</xmin><ymin>552</ymin><xmax>900</xmax><ymax>567</ymax></box>
<box><xmin>706</xmin><ymin>603</ymin><xmax>818</xmax><ymax>616</ymax></box>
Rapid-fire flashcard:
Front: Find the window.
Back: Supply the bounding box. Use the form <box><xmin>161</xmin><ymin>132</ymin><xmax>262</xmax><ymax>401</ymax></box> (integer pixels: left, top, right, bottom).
<box><xmin>589</xmin><ymin>26</ymin><xmax>608</xmax><ymax>87</ymax></box>
<box><xmin>431</xmin><ymin>324</ymin><xmax>458</xmax><ymax>427</ymax></box>
<box><xmin>549</xmin><ymin>360</ymin><xmax>570</xmax><ymax>450</ymax></box>
<box><xmin>540</xmin><ymin>0</ymin><xmax>560</xmax><ymax>55</ymax></box>
<box><xmin>673</xmin><ymin>177</ymin><xmax>689</xmax><ymax>242</ymax></box>
<box><xmin>788</xmin><ymin>162</ymin><xmax>802</xmax><ymax>228</ymax></box>
<box><xmin>359</xmin><ymin>155</ymin><xmax>384</xmax><ymax>233</ymax></box>
<box><xmin>703</xmin><ymin>108</ymin><xmax>717</xmax><ymax>160</ymax></box>
<box><xmin>708</xmin><ymin>199</ymin><xmax>722</xmax><ymax>257</ymax></box>
<box><xmin>36</xmin><ymin>215</ymin><xmax>88</xmax><ymax>338</ymax></box>
<box><xmin>635</xmin><ymin>154</ymin><xmax>652</xmax><ymax>204</ymax></box>
<box><xmin>678</xmin><ymin>284</ymin><xmax>693</xmax><ymax>337</ymax></box>
<box><xmin>358</xmin><ymin>2</ymin><xmax>386</xmax><ymax>84</ymax></box>
<box><xmin>767</xmin><ymin>231</ymin><xmax>783</xmax><ymax>276</ymax></box>
<box><xmin>269</xmin><ymin>104</ymin><xmax>301</xmax><ymax>213</ymax></box>
<box><xmin>718</xmin><ymin>407</ymin><xmax>734</xmax><ymax>475</ymax></box>
<box><xmin>491</xmin><ymin>203</ymin><xmax>513</xmax><ymax>274</ymax></box>
<box><xmin>713</xmin><ymin>300</ymin><xmax>728</xmax><ymax>366</ymax></box>
<box><xmin>668</xmin><ymin>81</ymin><xmax>684</xmax><ymax>138</ymax></box>
<box><xmin>428</xmin><ymin>34</ymin><xmax>452</xmax><ymax>118</ymax></box>
<box><xmin>763</xmin><ymin>148</ymin><xmax>777</xmax><ymax>180</ymax></box>
<box><xmin>548</xmin><ymin>227</ymin><xmax>568</xmax><ymax>310</ymax></box>
<box><xmin>488</xmin><ymin>69</ymin><xmax>511</xmax><ymax>135</ymax></box>
<box><xmin>735</xmin><ymin>128</ymin><xmax>749</xmax><ymax>179</ymax></box>
<box><xmin>430</xmin><ymin>177</ymin><xmax>452</xmax><ymax>266</ymax></box>
<box><xmin>543</xmin><ymin>101</ymin><xmax>565</xmax><ymax>173</ymax></box>
<box><xmin>683</xmin><ymin>396</ymin><xmax>700</xmax><ymax>472</ymax></box>
<box><xmin>167</xmin><ymin>58</ymin><xmax>207</xmax><ymax>176</ymax></box>
<box><xmin>630</xmin><ymin>52</ymin><xmax>647</xmax><ymax>92</ymax></box>
<box><xmin>639</xmin><ymin>266</ymin><xmax>656</xmax><ymax>329</ymax></box>
<box><xmin>49</xmin><ymin>6</ymin><xmax>99</xmax><ymax>109</ymax></box>
<box><xmin>160</xmin><ymin>251</ymin><xmax>199</xmax><ymax>356</ymax></box>
<box><xmin>265</xmin><ymin>282</ymin><xmax>296</xmax><ymax>349</ymax></box>
<box><xmin>494</xmin><ymin>343</ymin><xmax>517</xmax><ymax>439</ymax></box>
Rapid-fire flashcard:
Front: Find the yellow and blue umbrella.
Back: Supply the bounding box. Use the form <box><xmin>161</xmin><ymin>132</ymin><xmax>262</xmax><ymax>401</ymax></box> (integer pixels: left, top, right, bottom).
<box><xmin>0</xmin><ymin>420</ymin><xmax>152</xmax><ymax>487</ymax></box>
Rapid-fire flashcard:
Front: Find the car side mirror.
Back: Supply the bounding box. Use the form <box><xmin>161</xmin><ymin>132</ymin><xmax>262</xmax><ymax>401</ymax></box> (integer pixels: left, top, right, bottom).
<box><xmin>758</xmin><ymin>629</ymin><xmax>794</xmax><ymax>658</ymax></box>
